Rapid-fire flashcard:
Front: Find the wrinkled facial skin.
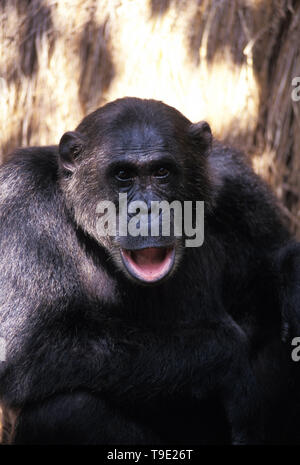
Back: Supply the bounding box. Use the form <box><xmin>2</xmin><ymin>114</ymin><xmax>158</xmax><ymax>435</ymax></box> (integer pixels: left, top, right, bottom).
<box><xmin>104</xmin><ymin>131</ymin><xmax>184</xmax><ymax>285</ymax></box>
<box><xmin>58</xmin><ymin>98</ymin><xmax>212</xmax><ymax>285</ymax></box>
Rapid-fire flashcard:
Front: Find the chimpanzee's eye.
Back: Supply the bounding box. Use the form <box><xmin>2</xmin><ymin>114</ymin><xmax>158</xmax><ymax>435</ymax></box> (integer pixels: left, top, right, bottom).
<box><xmin>115</xmin><ymin>169</ymin><xmax>134</xmax><ymax>182</ymax></box>
<box><xmin>153</xmin><ymin>167</ymin><xmax>170</xmax><ymax>178</ymax></box>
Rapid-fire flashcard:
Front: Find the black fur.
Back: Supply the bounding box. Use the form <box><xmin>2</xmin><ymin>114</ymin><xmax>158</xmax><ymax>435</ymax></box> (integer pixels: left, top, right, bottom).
<box><xmin>0</xmin><ymin>97</ymin><xmax>299</xmax><ymax>444</ymax></box>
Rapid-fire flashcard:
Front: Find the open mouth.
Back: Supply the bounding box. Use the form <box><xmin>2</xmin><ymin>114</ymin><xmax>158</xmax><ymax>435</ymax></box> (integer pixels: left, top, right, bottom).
<box><xmin>120</xmin><ymin>247</ymin><xmax>175</xmax><ymax>283</ymax></box>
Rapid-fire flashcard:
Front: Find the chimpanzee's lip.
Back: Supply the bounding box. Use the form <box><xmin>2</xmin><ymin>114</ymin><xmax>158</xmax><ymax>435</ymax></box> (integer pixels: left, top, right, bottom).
<box><xmin>120</xmin><ymin>247</ymin><xmax>175</xmax><ymax>284</ymax></box>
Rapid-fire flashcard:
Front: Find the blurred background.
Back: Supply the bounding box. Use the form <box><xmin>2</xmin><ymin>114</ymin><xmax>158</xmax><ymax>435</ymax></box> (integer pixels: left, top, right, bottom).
<box><xmin>0</xmin><ymin>0</ymin><xmax>299</xmax><ymax>235</ymax></box>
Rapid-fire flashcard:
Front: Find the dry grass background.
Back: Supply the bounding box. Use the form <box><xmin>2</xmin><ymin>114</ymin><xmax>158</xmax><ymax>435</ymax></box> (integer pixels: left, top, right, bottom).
<box><xmin>0</xmin><ymin>0</ymin><xmax>299</xmax><ymax>235</ymax></box>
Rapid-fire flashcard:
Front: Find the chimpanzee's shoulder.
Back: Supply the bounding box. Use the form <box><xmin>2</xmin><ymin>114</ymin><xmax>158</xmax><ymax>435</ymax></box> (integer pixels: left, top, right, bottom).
<box><xmin>0</xmin><ymin>145</ymin><xmax>59</xmax><ymax>199</ymax></box>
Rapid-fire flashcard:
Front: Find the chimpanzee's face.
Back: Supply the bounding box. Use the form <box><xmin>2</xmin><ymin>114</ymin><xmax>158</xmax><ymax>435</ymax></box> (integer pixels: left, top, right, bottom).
<box><xmin>58</xmin><ymin>98</ymin><xmax>212</xmax><ymax>285</ymax></box>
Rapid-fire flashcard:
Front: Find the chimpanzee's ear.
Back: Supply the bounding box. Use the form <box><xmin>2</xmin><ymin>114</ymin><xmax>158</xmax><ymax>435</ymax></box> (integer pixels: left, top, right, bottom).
<box><xmin>58</xmin><ymin>131</ymin><xmax>85</xmax><ymax>173</ymax></box>
<box><xmin>188</xmin><ymin>121</ymin><xmax>212</xmax><ymax>155</ymax></box>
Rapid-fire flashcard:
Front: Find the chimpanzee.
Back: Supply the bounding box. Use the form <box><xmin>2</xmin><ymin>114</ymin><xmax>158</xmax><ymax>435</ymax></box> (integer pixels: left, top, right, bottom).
<box><xmin>0</xmin><ymin>97</ymin><xmax>299</xmax><ymax>444</ymax></box>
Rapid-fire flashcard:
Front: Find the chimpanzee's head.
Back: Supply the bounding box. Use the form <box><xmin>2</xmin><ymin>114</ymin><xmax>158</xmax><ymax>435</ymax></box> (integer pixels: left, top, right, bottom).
<box><xmin>58</xmin><ymin>97</ymin><xmax>212</xmax><ymax>285</ymax></box>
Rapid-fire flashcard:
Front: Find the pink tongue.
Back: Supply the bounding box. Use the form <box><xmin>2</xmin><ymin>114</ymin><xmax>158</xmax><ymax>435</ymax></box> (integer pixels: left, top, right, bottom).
<box><xmin>127</xmin><ymin>247</ymin><xmax>172</xmax><ymax>281</ymax></box>
<box><xmin>132</xmin><ymin>248</ymin><xmax>166</xmax><ymax>267</ymax></box>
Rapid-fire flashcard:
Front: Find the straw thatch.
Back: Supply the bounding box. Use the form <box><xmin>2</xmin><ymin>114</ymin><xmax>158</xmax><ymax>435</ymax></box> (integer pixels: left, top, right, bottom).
<box><xmin>0</xmin><ymin>0</ymin><xmax>299</xmax><ymax>235</ymax></box>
